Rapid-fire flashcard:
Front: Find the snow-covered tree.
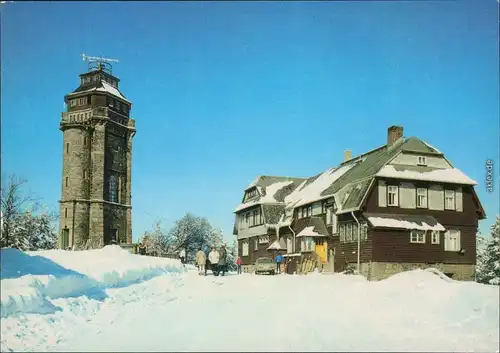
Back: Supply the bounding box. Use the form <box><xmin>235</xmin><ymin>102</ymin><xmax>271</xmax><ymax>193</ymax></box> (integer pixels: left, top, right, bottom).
<box><xmin>1</xmin><ymin>175</ymin><xmax>57</xmax><ymax>251</ymax></box>
<box><xmin>476</xmin><ymin>216</ymin><xmax>500</xmax><ymax>285</ymax></box>
<box><xmin>168</xmin><ymin>213</ymin><xmax>214</xmax><ymax>262</ymax></box>
<box><xmin>475</xmin><ymin>232</ymin><xmax>489</xmax><ymax>281</ymax></box>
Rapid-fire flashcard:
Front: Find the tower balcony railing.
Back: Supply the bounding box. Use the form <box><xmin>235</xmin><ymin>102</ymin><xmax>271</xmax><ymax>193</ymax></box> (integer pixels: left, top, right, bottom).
<box><xmin>61</xmin><ymin>108</ymin><xmax>94</xmax><ymax>124</ymax></box>
<box><xmin>61</xmin><ymin>106</ymin><xmax>135</xmax><ymax>129</ymax></box>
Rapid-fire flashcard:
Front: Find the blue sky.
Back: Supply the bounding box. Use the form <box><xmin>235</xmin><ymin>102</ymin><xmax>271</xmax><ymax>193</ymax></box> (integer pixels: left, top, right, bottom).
<box><xmin>1</xmin><ymin>1</ymin><xmax>498</xmax><ymax>241</ymax></box>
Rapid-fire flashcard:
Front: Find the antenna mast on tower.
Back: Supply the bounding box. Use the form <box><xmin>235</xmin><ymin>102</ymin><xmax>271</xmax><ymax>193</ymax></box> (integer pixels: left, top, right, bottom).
<box><xmin>81</xmin><ymin>53</ymin><xmax>119</xmax><ymax>75</ymax></box>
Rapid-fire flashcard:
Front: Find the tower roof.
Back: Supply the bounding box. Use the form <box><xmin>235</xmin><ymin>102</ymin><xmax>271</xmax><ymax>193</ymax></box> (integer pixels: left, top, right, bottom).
<box><xmin>67</xmin><ymin>69</ymin><xmax>130</xmax><ymax>103</ymax></box>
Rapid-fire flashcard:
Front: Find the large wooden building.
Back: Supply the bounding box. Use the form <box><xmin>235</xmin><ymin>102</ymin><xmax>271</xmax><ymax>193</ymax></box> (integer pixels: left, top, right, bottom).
<box><xmin>233</xmin><ymin>126</ymin><xmax>486</xmax><ymax>280</ymax></box>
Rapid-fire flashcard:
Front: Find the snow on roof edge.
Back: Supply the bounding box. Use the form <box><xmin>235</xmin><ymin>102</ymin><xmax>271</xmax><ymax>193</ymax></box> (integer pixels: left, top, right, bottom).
<box><xmin>376</xmin><ymin>165</ymin><xmax>477</xmax><ymax>186</ymax></box>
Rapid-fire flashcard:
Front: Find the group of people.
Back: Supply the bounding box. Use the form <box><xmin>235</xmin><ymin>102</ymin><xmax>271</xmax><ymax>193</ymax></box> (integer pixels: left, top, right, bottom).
<box><xmin>195</xmin><ymin>245</ymin><xmax>229</xmax><ymax>276</ymax></box>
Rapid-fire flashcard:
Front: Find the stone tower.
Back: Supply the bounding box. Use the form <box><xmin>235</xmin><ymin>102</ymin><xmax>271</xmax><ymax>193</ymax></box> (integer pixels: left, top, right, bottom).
<box><xmin>59</xmin><ymin>59</ymin><xmax>136</xmax><ymax>249</ymax></box>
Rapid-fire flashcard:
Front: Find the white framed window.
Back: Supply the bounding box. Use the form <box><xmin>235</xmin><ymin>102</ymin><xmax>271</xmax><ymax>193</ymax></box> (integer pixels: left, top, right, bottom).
<box><xmin>242</xmin><ymin>241</ymin><xmax>249</xmax><ymax>256</ymax></box>
<box><xmin>445</xmin><ymin>190</ymin><xmax>455</xmax><ymax>210</ymax></box>
<box><xmin>417</xmin><ymin>156</ymin><xmax>427</xmax><ymax>166</ymax></box>
<box><xmin>254</xmin><ymin>238</ymin><xmax>258</xmax><ymax>250</ymax></box>
<box><xmin>339</xmin><ymin>224</ymin><xmax>345</xmax><ymax>242</ymax></box>
<box><xmin>417</xmin><ymin>188</ymin><xmax>428</xmax><ymax>208</ymax></box>
<box><xmin>444</xmin><ymin>230</ymin><xmax>461</xmax><ymax>251</ymax></box>
<box><xmin>300</xmin><ymin>237</ymin><xmax>315</xmax><ymax>252</ymax></box>
<box><xmin>70</xmin><ymin>99</ymin><xmax>76</xmax><ymax>107</ymax></box>
<box><xmin>346</xmin><ymin>223</ymin><xmax>352</xmax><ymax>242</ymax></box>
<box><xmin>431</xmin><ymin>230</ymin><xmax>440</xmax><ymax>244</ymax></box>
<box><xmin>387</xmin><ymin>185</ymin><xmax>399</xmax><ymax>206</ymax></box>
<box><xmin>258</xmin><ymin>235</ymin><xmax>269</xmax><ymax>244</ymax></box>
<box><xmin>352</xmin><ymin>223</ymin><xmax>358</xmax><ymax>241</ymax></box>
<box><xmin>410</xmin><ymin>230</ymin><xmax>426</xmax><ymax>244</ymax></box>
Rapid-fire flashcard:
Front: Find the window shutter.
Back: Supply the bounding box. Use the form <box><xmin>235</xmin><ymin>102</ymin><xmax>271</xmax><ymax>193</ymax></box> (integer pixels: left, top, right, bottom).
<box><xmin>456</xmin><ymin>230</ymin><xmax>461</xmax><ymax>250</ymax></box>
<box><xmin>455</xmin><ymin>188</ymin><xmax>463</xmax><ymax>212</ymax></box>
<box><xmin>378</xmin><ymin>180</ymin><xmax>387</xmax><ymax>207</ymax></box>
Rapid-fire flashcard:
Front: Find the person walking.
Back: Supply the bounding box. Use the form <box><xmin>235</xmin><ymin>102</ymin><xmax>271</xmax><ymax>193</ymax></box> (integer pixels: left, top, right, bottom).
<box><xmin>208</xmin><ymin>247</ymin><xmax>220</xmax><ymax>275</ymax></box>
<box><xmin>195</xmin><ymin>248</ymin><xmax>206</xmax><ymax>275</ymax></box>
<box><xmin>179</xmin><ymin>248</ymin><xmax>186</xmax><ymax>266</ymax></box>
<box><xmin>218</xmin><ymin>245</ymin><xmax>228</xmax><ymax>276</ymax></box>
<box><xmin>236</xmin><ymin>257</ymin><xmax>242</xmax><ymax>274</ymax></box>
<box><xmin>275</xmin><ymin>253</ymin><xmax>283</xmax><ymax>274</ymax></box>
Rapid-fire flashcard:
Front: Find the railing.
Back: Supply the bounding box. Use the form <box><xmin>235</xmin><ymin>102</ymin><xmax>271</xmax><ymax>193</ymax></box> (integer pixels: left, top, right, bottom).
<box><xmin>61</xmin><ymin>108</ymin><xmax>93</xmax><ymax>124</ymax></box>
<box><xmin>61</xmin><ymin>107</ymin><xmax>135</xmax><ymax>128</ymax></box>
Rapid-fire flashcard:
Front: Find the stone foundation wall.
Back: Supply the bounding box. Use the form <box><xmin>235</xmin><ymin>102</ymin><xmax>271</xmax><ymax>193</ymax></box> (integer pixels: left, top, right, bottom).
<box><xmin>368</xmin><ymin>262</ymin><xmax>475</xmax><ymax>281</ymax></box>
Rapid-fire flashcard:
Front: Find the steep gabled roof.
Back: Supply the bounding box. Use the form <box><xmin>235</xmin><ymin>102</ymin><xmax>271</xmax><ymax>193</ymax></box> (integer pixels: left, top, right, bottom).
<box><xmin>234</xmin><ymin>176</ymin><xmax>306</xmax><ymax>213</ymax></box>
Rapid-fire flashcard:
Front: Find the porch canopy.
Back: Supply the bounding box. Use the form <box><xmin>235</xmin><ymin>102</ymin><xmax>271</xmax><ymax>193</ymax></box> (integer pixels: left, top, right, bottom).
<box><xmin>267</xmin><ymin>237</ymin><xmax>286</xmax><ymax>250</ymax></box>
<box><xmin>365</xmin><ymin>213</ymin><xmax>445</xmax><ymax>231</ymax></box>
<box><xmin>295</xmin><ymin>217</ymin><xmax>330</xmax><ymax>238</ymax></box>
<box><xmin>296</xmin><ymin>226</ymin><xmax>328</xmax><ymax>238</ymax></box>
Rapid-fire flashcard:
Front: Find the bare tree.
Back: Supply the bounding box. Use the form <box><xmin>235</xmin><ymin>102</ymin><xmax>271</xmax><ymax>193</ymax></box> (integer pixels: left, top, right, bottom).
<box><xmin>1</xmin><ymin>174</ymin><xmax>38</xmax><ymax>248</ymax></box>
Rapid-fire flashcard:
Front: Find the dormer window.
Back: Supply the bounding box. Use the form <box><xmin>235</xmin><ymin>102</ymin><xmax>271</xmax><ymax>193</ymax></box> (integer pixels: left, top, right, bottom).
<box><xmin>245</xmin><ymin>188</ymin><xmax>258</xmax><ymax>201</ymax></box>
<box><xmin>417</xmin><ymin>156</ymin><xmax>427</xmax><ymax>166</ymax></box>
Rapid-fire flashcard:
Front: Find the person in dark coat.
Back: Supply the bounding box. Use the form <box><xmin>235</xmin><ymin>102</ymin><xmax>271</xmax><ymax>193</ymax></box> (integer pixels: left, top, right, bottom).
<box><xmin>218</xmin><ymin>245</ymin><xmax>228</xmax><ymax>276</ymax></box>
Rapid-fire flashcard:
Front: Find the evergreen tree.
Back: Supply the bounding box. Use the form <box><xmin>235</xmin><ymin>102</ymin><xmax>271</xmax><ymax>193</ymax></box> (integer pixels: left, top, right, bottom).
<box><xmin>476</xmin><ymin>216</ymin><xmax>500</xmax><ymax>285</ymax></box>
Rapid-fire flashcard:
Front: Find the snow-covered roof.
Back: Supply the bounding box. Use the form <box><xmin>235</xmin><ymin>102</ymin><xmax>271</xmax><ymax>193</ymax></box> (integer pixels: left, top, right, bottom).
<box><xmin>69</xmin><ymin>80</ymin><xmax>131</xmax><ymax>103</ymax></box>
<box><xmin>366</xmin><ymin>214</ymin><xmax>445</xmax><ymax>231</ymax></box>
<box><xmin>285</xmin><ymin>164</ymin><xmax>355</xmax><ymax>209</ymax></box>
<box><xmin>376</xmin><ymin>165</ymin><xmax>477</xmax><ymax>186</ymax></box>
<box><xmin>267</xmin><ymin>238</ymin><xmax>286</xmax><ymax>250</ymax></box>
<box><xmin>422</xmin><ymin>141</ymin><xmax>442</xmax><ymax>154</ymax></box>
<box><xmin>233</xmin><ymin>180</ymin><xmax>294</xmax><ymax>213</ymax></box>
<box><xmin>296</xmin><ymin>226</ymin><xmax>325</xmax><ymax>238</ymax></box>
<box><xmin>246</xmin><ymin>176</ymin><xmax>261</xmax><ymax>190</ymax></box>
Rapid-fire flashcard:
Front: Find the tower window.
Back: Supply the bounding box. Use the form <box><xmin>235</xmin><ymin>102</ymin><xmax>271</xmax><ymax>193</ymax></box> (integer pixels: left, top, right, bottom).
<box><xmin>83</xmin><ymin>169</ymin><xmax>88</xmax><ymax>179</ymax></box>
<box><xmin>109</xmin><ymin>175</ymin><xmax>117</xmax><ymax>203</ymax></box>
<box><xmin>116</xmin><ymin>101</ymin><xmax>121</xmax><ymax>111</ymax></box>
<box><xmin>64</xmin><ymin>208</ymin><xmax>68</xmax><ymax>219</ymax></box>
<box><xmin>70</xmin><ymin>100</ymin><xmax>76</xmax><ymax>107</ymax></box>
<box><xmin>66</xmin><ymin>143</ymin><xmax>69</xmax><ymax>154</ymax></box>
<box><xmin>118</xmin><ymin>176</ymin><xmax>122</xmax><ymax>204</ymax></box>
<box><xmin>83</xmin><ymin>136</ymin><xmax>88</xmax><ymax>146</ymax></box>
<box><xmin>65</xmin><ymin>177</ymin><xmax>68</xmax><ymax>187</ymax></box>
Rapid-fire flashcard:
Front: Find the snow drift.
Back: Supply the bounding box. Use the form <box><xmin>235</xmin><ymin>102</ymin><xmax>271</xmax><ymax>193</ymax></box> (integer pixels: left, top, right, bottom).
<box><xmin>0</xmin><ymin>246</ymin><xmax>184</xmax><ymax>317</ymax></box>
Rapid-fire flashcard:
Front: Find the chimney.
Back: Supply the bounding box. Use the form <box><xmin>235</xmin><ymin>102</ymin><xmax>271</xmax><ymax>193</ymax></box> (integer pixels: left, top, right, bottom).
<box><xmin>387</xmin><ymin>125</ymin><xmax>403</xmax><ymax>146</ymax></box>
<box><xmin>344</xmin><ymin>150</ymin><xmax>352</xmax><ymax>162</ymax></box>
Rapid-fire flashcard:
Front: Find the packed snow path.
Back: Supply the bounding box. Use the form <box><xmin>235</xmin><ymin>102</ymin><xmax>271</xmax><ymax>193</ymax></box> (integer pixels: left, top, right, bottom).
<box><xmin>2</xmin><ymin>269</ymin><xmax>499</xmax><ymax>352</ymax></box>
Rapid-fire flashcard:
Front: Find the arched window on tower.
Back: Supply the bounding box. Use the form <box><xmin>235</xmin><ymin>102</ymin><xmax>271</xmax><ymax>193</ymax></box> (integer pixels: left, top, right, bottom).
<box><xmin>109</xmin><ymin>175</ymin><xmax>117</xmax><ymax>203</ymax></box>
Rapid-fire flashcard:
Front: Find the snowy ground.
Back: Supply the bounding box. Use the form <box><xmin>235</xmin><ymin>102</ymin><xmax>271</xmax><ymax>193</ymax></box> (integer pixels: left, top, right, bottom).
<box><xmin>1</xmin><ymin>247</ymin><xmax>499</xmax><ymax>352</ymax></box>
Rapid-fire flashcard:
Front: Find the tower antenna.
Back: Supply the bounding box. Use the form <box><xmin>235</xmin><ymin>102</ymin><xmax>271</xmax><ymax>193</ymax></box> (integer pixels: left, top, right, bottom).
<box><xmin>81</xmin><ymin>53</ymin><xmax>119</xmax><ymax>74</ymax></box>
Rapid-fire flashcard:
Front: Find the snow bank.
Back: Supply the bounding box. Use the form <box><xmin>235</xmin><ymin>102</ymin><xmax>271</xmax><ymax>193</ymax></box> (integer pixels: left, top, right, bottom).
<box><xmin>0</xmin><ymin>246</ymin><xmax>184</xmax><ymax>317</ymax></box>
<box><xmin>376</xmin><ymin>165</ymin><xmax>477</xmax><ymax>185</ymax></box>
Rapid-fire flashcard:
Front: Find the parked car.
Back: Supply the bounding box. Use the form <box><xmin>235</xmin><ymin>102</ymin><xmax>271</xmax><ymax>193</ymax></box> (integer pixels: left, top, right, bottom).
<box><xmin>255</xmin><ymin>257</ymin><xmax>275</xmax><ymax>275</ymax></box>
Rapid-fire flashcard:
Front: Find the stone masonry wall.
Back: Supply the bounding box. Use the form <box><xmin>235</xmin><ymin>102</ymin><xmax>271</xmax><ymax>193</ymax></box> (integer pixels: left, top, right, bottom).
<box><xmin>365</xmin><ymin>262</ymin><xmax>475</xmax><ymax>281</ymax></box>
